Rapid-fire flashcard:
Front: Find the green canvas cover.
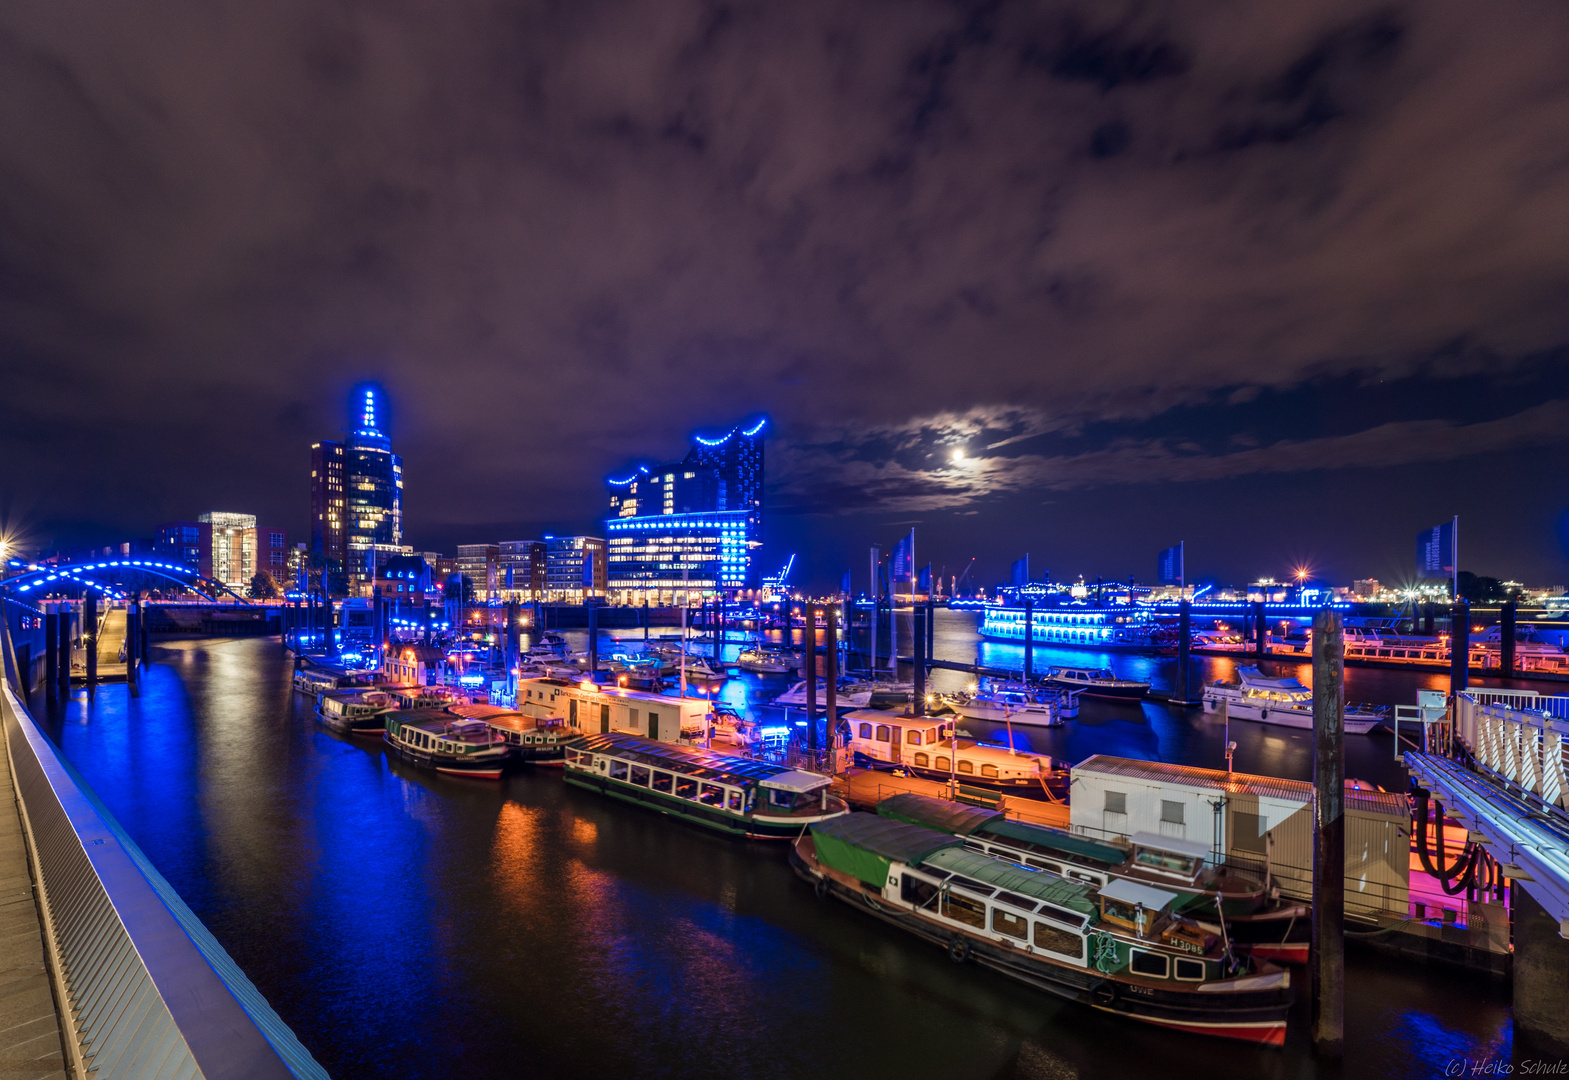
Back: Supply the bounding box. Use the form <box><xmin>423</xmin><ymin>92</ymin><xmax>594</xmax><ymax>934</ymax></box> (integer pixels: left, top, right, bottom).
<box><xmin>810</xmin><ymin>814</ymin><xmax>961</xmax><ymax>889</ymax></box>
<box><xmin>974</xmin><ymin>818</ymin><xmax>1128</xmax><ymax>866</ymax></box>
<box><xmin>920</xmin><ymin>847</ymin><xmax>1100</xmax><ymax>919</ymax></box>
<box><xmin>875</xmin><ymin>792</ymin><xmax>1002</xmax><ymax>836</ymax></box>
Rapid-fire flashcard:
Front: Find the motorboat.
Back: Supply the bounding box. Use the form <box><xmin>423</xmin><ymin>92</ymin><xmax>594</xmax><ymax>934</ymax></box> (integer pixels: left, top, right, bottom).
<box><xmin>1202</xmin><ymin>667</ymin><xmax>1385</xmax><ymax>734</ymax></box>
<box><xmin>735</xmin><ymin>647</ymin><xmax>798</xmax><ymax>675</ymax></box>
<box><xmin>1043</xmin><ymin>667</ymin><xmax>1149</xmax><ymax>701</ymax></box>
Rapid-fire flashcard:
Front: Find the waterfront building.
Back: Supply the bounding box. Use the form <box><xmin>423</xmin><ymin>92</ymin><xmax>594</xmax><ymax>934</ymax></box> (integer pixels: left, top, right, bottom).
<box><xmin>155</xmin><ymin>521</ymin><xmax>209</xmax><ymax>577</ymax></box>
<box><xmin>545</xmin><ymin>536</ymin><xmax>607</xmax><ymax>602</ymax></box>
<box><xmin>499</xmin><ymin>540</ymin><xmax>547</xmax><ymax>601</ymax></box>
<box><xmin>311</xmin><ymin>386</ymin><xmax>403</xmax><ymax>595</ymax></box>
<box><xmin>199</xmin><ymin>512</ymin><xmax>257</xmax><ymax>588</ymax></box>
<box><xmin>604</xmin><ymin>416</ymin><xmax>765</xmax><ymax>605</ymax></box>
<box><xmin>377</xmin><ymin>553</ymin><xmax>434</xmax><ymax>598</ymax></box>
<box><xmin>455</xmin><ymin>544</ymin><xmax>500</xmax><ymax>599</ymax></box>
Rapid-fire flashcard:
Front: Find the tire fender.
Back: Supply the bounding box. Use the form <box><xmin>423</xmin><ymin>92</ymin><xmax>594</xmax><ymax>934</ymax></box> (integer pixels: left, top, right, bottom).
<box><xmin>813</xmin><ymin>876</ymin><xmax>830</xmax><ymax>900</ymax></box>
<box><xmin>1092</xmin><ymin>981</ymin><xmax>1118</xmax><ymax>1008</ymax></box>
<box><xmin>947</xmin><ymin>936</ymin><xmax>971</xmax><ymax>964</ymax></box>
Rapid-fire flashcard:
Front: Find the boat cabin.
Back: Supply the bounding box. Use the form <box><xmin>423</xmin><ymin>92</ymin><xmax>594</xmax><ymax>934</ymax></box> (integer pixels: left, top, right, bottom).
<box><xmin>516</xmin><ymin>677</ymin><xmax>712</xmax><ymax>744</ymax></box>
<box><xmin>1126</xmin><ymin>832</ymin><xmax>1211</xmax><ymax>886</ymax></box>
<box><xmin>842</xmin><ymin>710</ymin><xmax>1051</xmax><ymax>785</ymax></box>
<box><xmin>385</xmin><ymin>711</ymin><xmax>507</xmax><ymax>756</ymax></box>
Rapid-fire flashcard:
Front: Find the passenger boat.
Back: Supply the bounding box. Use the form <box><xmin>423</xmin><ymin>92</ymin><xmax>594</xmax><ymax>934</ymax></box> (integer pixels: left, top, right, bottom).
<box><xmin>735</xmin><ymin>647</ymin><xmax>798</xmax><ymax>674</ymax></box>
<box><xmin>1042</xmin><ymin>667</ymin><xmax>1149</xmax><ymax>701</ymax></box>
<box><xmin>875</xmin><ymin>792</ymin><xmax>1309</xmax><ymax>963</ymax></box>
<box><xmin>293</xmin><ymin>666</ymin><xmax>341</xmax><ymax>695</ymax></box>
<box><xmin>841</xmin><ymin>712</ymin><xmax>1066</xmax><ymax>798</ymax></box>
<box><xmin>449</xmin><ymin>704</ymin><xmax>582</xmax><ymax>764</ymax></box>
<box><xmin>941</xmin><ymin>682</ymin><xmax>1074</xmax><ymax>727</ymax></box>
<box><xmin>563</xmin><ymin>733</ymin><xmax>848</xmax><ymax>838</ymax></box>
<box><xmin>980</xmin><ymin>604</ymin><xmax>1169</xmax><ymax>652</ymax></box>
<box><xmin>1202</xmin><ymin>667</ymin><xmax>1385</xmax><ymax>734</ymax></box>
<box><xmin>675</xmin><ymin>656</ymin><xmax>728</xmax><ymax>685</ymax></box>
<box><xmin>383</xmin><ymin>709</ymin><xmax>514</xmax><ymax>778</ymax></box>
<box><xmin>791</xmin><ymin>814</ymin><xmax>1292</xmax><ymax>1044</ymax></box>
<box><xmin>315</xmin><ymin>688</ymin><xmax>398</xmax><ymax>735</ymax></box>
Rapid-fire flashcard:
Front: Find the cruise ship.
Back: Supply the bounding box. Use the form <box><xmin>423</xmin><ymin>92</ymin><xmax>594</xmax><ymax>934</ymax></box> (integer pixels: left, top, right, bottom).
<box><xmin>980</xmin><ymin>604</ymin><xmax>1170</xmax><ymax>653</ymax></box>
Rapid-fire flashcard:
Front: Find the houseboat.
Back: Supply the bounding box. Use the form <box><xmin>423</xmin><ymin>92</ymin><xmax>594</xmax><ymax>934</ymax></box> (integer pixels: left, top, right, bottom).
<box><xmin>841</xmin><ymin>711</ymin><xmax>1066</xmax><ymax>797</ymax></box>
<box><xmin>875</xmin><ymin>792</ymin><xmax>1308</xmax><ymax>962</ymax></box>
<box><xmin>563</xmin><ymin>733</ymin><xmax>848</xmax><ymax>838</ymax></box>
<box><xmin>792</xmin><ymin>814</ymin><xmax>1292</xmax><ymax>1044</ymax></box>
<box><xmin>383</xmin><ymin>709</ymin><xmax>514</xmax><ymax>778</ymax></box>
<box><xmin>1042</xmin><ymin>667</ymin><xmax>1150</xmax><ymax>701</ymax></box>
<box><xmin>315</xmin><ymin>688</ymin><xmax>398</xmax><ymax>735</ymax></box>
<box><xmin>1202</xmin><ymin>667</ymin><xmax>1386</xmax><ymax>734</ymax></box>
<box><xmin>980</xmin><ymin>604</ymin><xmax>1169</xmax><ymax>652</ymax></box>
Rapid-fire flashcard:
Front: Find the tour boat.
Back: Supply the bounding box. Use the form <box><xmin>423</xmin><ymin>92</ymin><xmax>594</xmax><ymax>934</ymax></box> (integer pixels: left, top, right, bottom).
<box><xmin>315</xmin><ymin>688</ymin><xmax>398</xmax><ymax>735</ymax></box>
<box><xmin>1202</xmin><ymin>667</ymin><xmax>1386</xmax><ymax>734</ymax></box>
<box><xmin>447</xmin><ymin>704</ymin><xmax>581</xmax><ymax>764</ymax></box>
<box><xmin>941</xmin><ymin>682</ymin><xmax>1074</xmax><ymax>727</ymax></box>
<box><xmin>293</xmin><ymin>666</ymin><xmax>341</xmax><ymax>695</ymax></box>
<box><xmin>980</xmin><ymin>604</ymin><xmax>1169</xmax><ymax>652</ymax></box>
<box><xmin>563</xmin><ymin>733</ymin><xmax>848</xmax><ymax>838</ymax></box>
<box><xmin>791</xmin><ymin>814</ymin><xmax>1292</xmax><ymax>1044</ymax></box>
<box><xmin>383</xmin><ymin>709</ymin><xmax>514</xmax><ymax>778</ymax></box>
<box><xmin>735</xmin><ymin>647</ymin><xmax>798</xmax><ymax>674</ymax></box>
<box><xmin>875</xmin><ymin>792</ymin><xmax>1309</xmax><ymax>963</ymax></box>
<box><xmin>1042</xmin><ymin>667</ymin><xmax>1150</xmax><ymax>701</ymax></box>
<box><xmin>841</xmin><ymin>712</ymin><xmax>1066</xmax><ymax>798</ymax></box>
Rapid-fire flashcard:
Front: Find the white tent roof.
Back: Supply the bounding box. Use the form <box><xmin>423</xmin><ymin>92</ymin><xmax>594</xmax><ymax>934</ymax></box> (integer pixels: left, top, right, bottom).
<box><xmin>1098</xmin><ymin>877</ymin><xmax>1181</xmax><ymax>912</ymax></box>
<box><xmin>759</xmin><ymin>770</ymin><xmax>832</xmax><ymax>793</ymax></box>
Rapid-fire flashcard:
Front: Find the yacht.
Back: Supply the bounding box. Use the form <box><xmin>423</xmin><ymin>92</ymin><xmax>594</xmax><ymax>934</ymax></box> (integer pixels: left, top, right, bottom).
<box><xmin>774</xmin><ymin>679</ymin><xmax>912</xmax><ymax>711</ymax></box>
<box><xmin>735</xmin><ymin>647</ymin><xmax>798</xmax><ymax>674</ymax></box>
<box><xmin>1042</xmin><ymin>667</ymin><xmax>1149</xmax><ymax>701</ymax></box>
<box><xmin>791</xmin><ymin>815</ymin><xmax>1291</xmax><ymax>1044</ymax></box>
<box><xmin>941</xmin><ymin>682</ymin><xmax>1073</xmax><ymax>727</ymax></box>
<box><xmin>1202</xmin><ymin>667</ymin><xmax>1386</xmax><ymax>734</ymax></box>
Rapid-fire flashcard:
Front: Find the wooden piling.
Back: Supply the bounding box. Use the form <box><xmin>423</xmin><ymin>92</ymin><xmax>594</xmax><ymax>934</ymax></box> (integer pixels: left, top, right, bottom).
<box><xmin>913</xmin><ymin>604</ymin><xmax>927</xmax><ymax>717</ymax></box>
<box><xmin>125</xmin><ymin>604</ymin><xmax>139</xmax><ymax>696</ymax></box>
<box><xmin>925</xmin><ymin>595</ymin><xmax>934</xmax><ymax>660</ymax></box>
<box><xmin>805</xmin><ymin>606</ymin><xmax>818</xmax><ymax>741</ymax></box>
<box><xmin>825</xmin><ymin>607</ymin><xmax>839</xmax><ymax>754</ymax></box>
<box><xmin>1176</xmin><ymin>600</ymin><xmax>1193</xmax><ymax>703</ymax></box>
<box><xmin>1253</xmin><ymin>600</ymin><xmax>1266</xmax><ymax>659</ymax></box>
<box><xmin>84</xmin><ymin>592</ymin><xmax>98</xmax><ymax>695</ymax></box>
<box><xmin>44</xmin><ymin>608</ymin><xmax>58</xmax><ymax>702</ymax></box>
<box><xmin>587</xmin><ymin>601</ymin><xmax>599</xmax><ymax>677</ymax></box>
<box><xmin>1022</xmin><ymin>597</ymin><xmax>1034</xmax><ymax>684</ymax></box>
<box><xmin>1500</xmin><ymin>600</ymin><xmax>1516</xmax><ymax>677</ymax></box>
<box><xmin>1311</xmin><ymin>606</ymin><xmax>1345</xmax><ymax>1057</ymax></box>
<box><xmin>1450</xmin><ymin>601</ymin><xmax>1470</xmax><ymax>695</ymax></box>
<box><xmin>57</xmin><ymin>606</ymin><xmax>71</xmax><ymax>698</ymax></box>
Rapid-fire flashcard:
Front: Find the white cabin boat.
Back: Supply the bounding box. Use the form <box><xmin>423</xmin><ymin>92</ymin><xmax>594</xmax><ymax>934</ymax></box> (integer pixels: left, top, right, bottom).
<box><xmin>735</xmin><ymin>647</ymin><xmax>797</xmax><ymax>674</ymax></box>
<box><xmin>941</xmin><ymin>682</ymin><xmax>1071</xmax><ymax>727</ymax></box>
<box><xmin>1202</xmin><ymin>667</ymin><xmax>1385</xmax><ymax>734</ymax></box>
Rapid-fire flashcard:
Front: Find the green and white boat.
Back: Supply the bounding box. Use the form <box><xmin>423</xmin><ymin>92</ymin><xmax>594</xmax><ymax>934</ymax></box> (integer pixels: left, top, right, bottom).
<box><xmin>315</xmin><ymin>688</ymin><xmax>398</xmax><ymax>736</ymax></box>
<box><xmin>791</xmin><ymin>814</ymin><xmax>1292</xmax><ymax>1045</ymax></box>
<box><xmin>383</xmin><ymin>709</ymin><xmax>513</xmax><ymax>779</ymax></box>
<box><xmin>563</xmin><ymin>732</ymin><xmax>848</xmax><ymax>838</ymax></box>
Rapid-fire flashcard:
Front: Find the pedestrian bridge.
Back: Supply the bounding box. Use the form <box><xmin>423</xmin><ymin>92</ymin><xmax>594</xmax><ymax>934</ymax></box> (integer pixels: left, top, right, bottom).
<box><xmin>1402</xmin><ymin>687</ymin><xmax>1569</xmax><ymax>936</ymax></box>
<box><xmin>0</xmin><ymin>619</ymin><xmax>329</xmax><ymax>1078</ymax></box>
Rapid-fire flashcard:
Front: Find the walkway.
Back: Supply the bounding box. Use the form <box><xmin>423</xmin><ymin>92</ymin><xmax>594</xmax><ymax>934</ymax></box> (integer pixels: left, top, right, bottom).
<box><xmin>0</xmin><ymin>742</ymin><xmax>68</xmax><ymax>1080</ymax></box>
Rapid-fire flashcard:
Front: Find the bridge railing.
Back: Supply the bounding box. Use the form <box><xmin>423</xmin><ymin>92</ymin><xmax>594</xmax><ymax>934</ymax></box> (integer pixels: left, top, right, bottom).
<box><xmin>0</xmin><ymin>618</ymin><xmax>330</xmax><ymax>1079</ymax></box>
<box><xmin>1453</xmin><ymin>692</ymin><xmax>1569</xmax><ymax>814</ymax></box>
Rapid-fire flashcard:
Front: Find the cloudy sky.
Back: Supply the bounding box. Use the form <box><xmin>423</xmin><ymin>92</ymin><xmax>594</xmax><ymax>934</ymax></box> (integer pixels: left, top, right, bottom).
<box><xmin>4</xmin><ymin>0</ymin><xmax>1569</xmax><ymax>589</ymax></box>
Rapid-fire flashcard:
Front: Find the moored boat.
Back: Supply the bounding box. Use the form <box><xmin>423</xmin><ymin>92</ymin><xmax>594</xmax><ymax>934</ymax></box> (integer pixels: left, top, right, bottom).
<box><xmin>792</xmin><ymin>814</ymin><xmax>1292</xmax><ymax>1044</ymax></box>
<box><xmin>563</xmin><ymin>733</ymin><xmax>848</xmax><ymax>838</ymax></box>
<box><xmin>383</xmin><ymin>709</ymin><xmax>514</xmax><ymax>778</ymax></box>
<box><xmin>450</xmin><ymin>704</ymin><xmax>582</xmax><ymax>764</ymax></box>
<box><xmin>1042</xmin><ymin>667</ymin><xmax>1150</xmax><ymax>701</ymax></box>
<box><xmin>1202</xmin><ymin>667</ymin><xmax>1385</xmax><ymax>734</ymax></box>
<box><xmin>735</xmin><ymin>647</ymin><xmax>797</xmax><ymax>674</ymax></box>
<box><xmin>841</xmin><ymin>711</ymin><xmax>1066</xmax><ymax>798</ymax></box>
<box><xmin>941</xmin><ymin>681</ymin><xmax>1073</xmax><ymax>727</ymax></box>
<box><xmin>315</xmin><ymin>688</ymin><xmax>398</xmax><ymax>735</ymax></box>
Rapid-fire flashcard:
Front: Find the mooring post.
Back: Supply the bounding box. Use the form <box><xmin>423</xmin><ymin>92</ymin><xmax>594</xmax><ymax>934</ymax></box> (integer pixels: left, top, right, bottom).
<box><xmin>1423</xmin><ymin>602</ymin><xmax>1435</xmax><ymax>635</ymax></box>
<box><xmin>1500</xmin><ymin>600</ymin><xmax>1516</xmax><ymax>678</ymax></box>
<box><xmin>805</xmin><ymin>606</ymin><xmax>818</xmax><ymax>738</ymax></box>
<box><xmin>84</xmin><ymin>592</ymin><xmax>98</xmax><ymax>696</ymax></box>
<box><xmin>1311</xmin><ymin>606</ymin><xmax>1345</xmax><ymax>1057</ymax></box>
<box><xmin>925</xmin><ymin>595</ymin><xmax>935</xmax><ymax>661</ymax></box>
<box><xmin>58</xmin><ymin>606</ymin><xmax>72</xmax><ymax>698</ymax></box>
<box><xmin>642</xmin><ymin>599</ymin><xmax>649</xmax><ymax>643</ymax></box>
<box><xmin>1450</xmin><ymin>600</ymin><xmax>1471</xmax><ymax>696</ymax></box>
<box><xmin>44</xmin><ymin>606</ymin><xmax>59</xmax><ymax>703</ymax></box>
<box><xmin>1177</xmin><ymin>600</ymin><xmax>1193</xmax><ymax>703</ymax></box>
<box><xmin>824</xmin><ymin>605</ymin><xmax>838</xmax><ymax>760</ymax></box>
<box><xmin>125</xmin><ymin>602</ymin><xmax>140</xmax><ymax>696</ymax></box>
<box><xmin>140</xmin><ymin>600</ymin><xmax>149</xmax><ymax>662</ymax></box>
<box><xmin>1253</xmin><ymin>600</ymin><xmax>1266</xmax><ymax>659</ymax></box>
<box><xmin>716</xmin><ymin>595</ymin><xmax>725</xmax><ymax>661</ymax></box>
<box><xmin>587</xmin><ymin>601</ymin><xmax>599</xmax><ymax>678</ymax></box>
<box><xmin>913</xmin><ymin>603</ymin><xmax>927</xmax><ymax>717</ymax></box>
<box><xmin>1022</xmin><ymin>597</ymin><xmax>1034</xmax><ymax>684</ymax></box>
<box><xmin>1510</xmin><ymin>882</ymin><xmax>1569</xmax><ymax>1057</ymax></box>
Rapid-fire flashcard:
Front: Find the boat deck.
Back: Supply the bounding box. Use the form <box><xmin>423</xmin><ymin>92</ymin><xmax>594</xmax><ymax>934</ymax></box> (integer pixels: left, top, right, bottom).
<box><xmin>830</xmin><ymin>767</ymin><xmax>1070</xmax><ymax>830</ymax></box>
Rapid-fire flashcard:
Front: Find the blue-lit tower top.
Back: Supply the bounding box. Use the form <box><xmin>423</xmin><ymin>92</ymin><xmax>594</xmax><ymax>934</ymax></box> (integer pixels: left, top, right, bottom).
<box><xmin>349</xmin><ymin>384</ymin><xmax>391</xmax><ymax>452</ymax></box>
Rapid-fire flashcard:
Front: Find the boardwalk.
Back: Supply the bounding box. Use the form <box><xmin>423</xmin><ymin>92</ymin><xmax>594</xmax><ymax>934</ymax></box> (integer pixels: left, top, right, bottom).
<box><xmin>0</xmin><ymin>745</ymin><xmax>68</xmax><ymax>1080</ymax></box>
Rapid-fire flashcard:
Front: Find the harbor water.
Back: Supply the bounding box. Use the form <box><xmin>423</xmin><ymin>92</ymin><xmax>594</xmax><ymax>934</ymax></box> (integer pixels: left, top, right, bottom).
<box><xmin>27</xmin><ymin>610</ymin><xmax>1529</xmax><ymax>1080</ymax></box>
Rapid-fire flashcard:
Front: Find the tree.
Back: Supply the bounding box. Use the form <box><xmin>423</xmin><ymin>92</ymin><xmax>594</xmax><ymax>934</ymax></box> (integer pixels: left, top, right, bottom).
<box><xmin>443</xmin><ymin>574</ymin><xmax>476</xmax><ymax>605</ymax></box>
<box><xmin>1457</xmin><ymin>572</ymin><xmax>1520</xmax><ymax>605</ymax></box>
<box><xmin>248</xmin><ymin>571</ymin><xmax>279</xmax><ymax>600</ymax></box>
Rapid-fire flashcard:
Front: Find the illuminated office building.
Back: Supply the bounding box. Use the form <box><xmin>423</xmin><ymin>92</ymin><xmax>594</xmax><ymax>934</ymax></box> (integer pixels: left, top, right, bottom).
<box><xmin>544</xmin><ymin>536</ymin><xmax>607</xmax><ymax>603</ymax></box>
<box><xmin>604</xmin><ymin>416</ymin><xmax>765</xmax><ymax>605</ymax></box>
<box><xmin>197</xmin><ymin>512</ymin><xmax>257</xmax><ymax>587</ymax></box>
<box><xmin>311</xmin><ymin>387</ymin><xmax>403</xmax><ymax>594</ymax></box>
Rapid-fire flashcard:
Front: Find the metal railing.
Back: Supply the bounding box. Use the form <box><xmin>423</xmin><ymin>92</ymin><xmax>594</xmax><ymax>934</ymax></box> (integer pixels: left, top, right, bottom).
<box><xmin>0</xmin><ymin>617</ymin><xmax>330</xmax><ymax>1079</ymax></box>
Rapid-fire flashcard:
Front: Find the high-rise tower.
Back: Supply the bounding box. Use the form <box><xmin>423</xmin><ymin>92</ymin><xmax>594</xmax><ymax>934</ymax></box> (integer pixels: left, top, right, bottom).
<box><xmin>312</xmin><ymin>386</ymin><xmax>403</xmax><ymax>594</ymax></box>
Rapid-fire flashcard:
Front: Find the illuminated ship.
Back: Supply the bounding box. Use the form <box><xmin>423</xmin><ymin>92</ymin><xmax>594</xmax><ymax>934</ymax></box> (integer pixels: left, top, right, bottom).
<box><xmin>790</xmin><ymin>814</ymin><xmax>1292</xmax><ymax>1045</ymax></box>
<box><xmin>980</xmin><ymin>604</ymin><xmax>1168</xmax><ymax>652</ymax></box>
<box><xmin>939</xmin><ymin>681</ymin><xmax>1073</xmax><ymax>727</ymax></box>
<box><xmin>734</xmin><ymin>646</ymin><xmax>797</xmax><ymax>674</ymax></box>
<box><xmin>1202</xmin><ymin>667</ymin><xmax>1385</xmax><ymax>734</ymax></box>
<box><xmin>448</xmin><ymin>704</ymin><xmax>581</xmax><ymax>764</ymax></box>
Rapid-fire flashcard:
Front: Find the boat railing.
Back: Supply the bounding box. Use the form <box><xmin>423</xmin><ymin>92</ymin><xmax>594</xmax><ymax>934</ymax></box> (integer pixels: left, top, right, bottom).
<box><xmin>0</xmin><ymin>617</ymin><xmax>330</xmax><ymax>1079</ymax></box>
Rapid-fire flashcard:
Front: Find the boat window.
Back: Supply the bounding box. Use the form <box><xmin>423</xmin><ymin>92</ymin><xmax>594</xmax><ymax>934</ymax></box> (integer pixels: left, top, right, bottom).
<box><xmin>726</xmin><ymin>789</ymin><xmax>743</xmax><ymax>812</ymax></box>
<box><xmin>957</xmin><ymin>761</ymin><xmax>974</xmax><ymax>774</ymax></box>
<box><xmin>994</xmin><ymin>891</ymin><xmax>1038</xmax><ymax>912</ymax></box>
<box><xmin>980</xmin><ymin>764</ymin><xmax>998</xmax><ymax>778</ymax></box>
<box><xmin>875</xmin><ymin>725</ymin><xmax>890</xmax><ymax>742</ymax></box>
<box><xmin>608</xmin><ymin>760</ymin><xmax>629</xmax><ymax>780</ymax></box>
<box><xmin>651</xmin><ymin>772</ymin><xmax>674</xmax><ymax>793</ymax></box>
<box><xmin>1033</xmin><ymin>922</ymin><xmax>1082</xmax><ymax>958</ymax></box>
<box><xmin>1102</xmin><ymin>898</ymin><xmax>1141</xmax><ymax>925</ymax></box>
<box><xmin>935</xmin><ymin>756</ymin><xmax>950</xmax><ymax>771</ymax></box>
<box><xmin>962</xmin><ymin>840</ymin><xmax>987</xmax><ymax>853</ymax></box>
<box><xmin>1175</xmin><ymin>957</ymin><xmax>1206</xmax><ymax>982</ymax></box>
<box><xmin>901</xmin><ymin>875</ymin><xmax>939</xmax><ymax>909</ymax></box>
<box><xmin>1130</xmin><ymin>950</ymin><xmax>1169</xmax><ymax>978</ymax></box>
<box><xmin>914</xmin><ymin>753</ymin><xmax>929</xmax><ymax>767</ymax></box>
<box><xmin>698</xmin><ymin>783</ymin><xmax>724</xmax><ymax>806</ymax></box>
<box><xmin>940</xmin><ymin>892</ymin><xmax>986</xmax><ymax>929</ymax></box>
<box><xmin>927</xmin><ymin>729</ymin><xmax>938</xmax><ymax>742</ymax></box>
<box><xmin>948</xmin><ymin>876</ymin><xmax>994</xmax><ymax>896</ymax></box>
<box><xmin>991</xmin><ymin>908</ymin><xmax>1028</xmax><ymax>940</ymax></box>
<box><xmin>1134</xmin><ymin>850</ymin><xmax>1198</xmax><ymax>876</ymax></box>
<box><xmin>674</xmin><ymin>776</ymin><xmax>698</xmax><ymax>799</ymax></box>
<box><xmin>629</xmin><ymin>765</ymin><xmax>649</xmax><ymax>786</ymax></box>
<box><xmin>1025</xmin><ymin>858</ymin><xmax>1063</xmax><ymax>875</ymax></box>
<box><xmin>858</xmin><ymin>723</ymin><xmax>873</xmax><ymax>740</ymax></box>
<box><xmin>908</xmin><ymin>731</ymin><xmax>922</xmax><ymax>746</ymax></box>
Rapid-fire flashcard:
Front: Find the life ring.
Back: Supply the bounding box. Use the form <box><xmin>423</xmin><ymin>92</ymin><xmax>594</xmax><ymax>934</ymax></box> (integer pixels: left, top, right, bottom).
<box><xmin>947</xmin><ymin>937</ymin><xmax>971</xmax><ymax>963</ymax></box>
<box><xmin>814</xmin><ymin>877</ymin><xmax>830</xmax><ymax>900</ymax></box>
<box><xmin>1092</xmin><ymin>981</ymin><xmax>1118</xmax><ymax>1008</ymax></box>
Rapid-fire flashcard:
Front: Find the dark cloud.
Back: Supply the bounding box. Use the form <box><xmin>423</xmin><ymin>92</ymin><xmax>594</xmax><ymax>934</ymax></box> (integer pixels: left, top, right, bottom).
<box><xmin>2</xmin><ymin>0</ymin><xmax>1569</xmax><ymax>583</ymax></box>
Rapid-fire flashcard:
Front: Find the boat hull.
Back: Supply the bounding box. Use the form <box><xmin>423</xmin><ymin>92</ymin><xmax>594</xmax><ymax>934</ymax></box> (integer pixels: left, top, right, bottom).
<box><xmin>564</xmin><ymin>770</ymin><xmax>843</xmax><ymax>839</ymax></box>
<box><xmin>789</xmin><ymin>843</ymin><xmax>1290</xmax><ymax>1045</ymax></box>
<box><xmin>314</xmin><ymin>705</ymin><xmax>388</xmax><ymax>736</ymax></box>
<box><xmin>1043</xmin><ymin>679</ymin><xmax>1148</xmax><ymax>701</ymax></box>
<box><xmin>952</xmin><ymin>705</ymin><xmax>1062</xmax><ymax>728</ymax></box>
<box><xmin>383</xmin><ymin>737</ymin><xmax>511</xmax><ymax>779</ymax></box>
<box><xmin>1203</xmin><ymin>696</ymin><xmax>1382</xmax><ymax>734</ymax></box>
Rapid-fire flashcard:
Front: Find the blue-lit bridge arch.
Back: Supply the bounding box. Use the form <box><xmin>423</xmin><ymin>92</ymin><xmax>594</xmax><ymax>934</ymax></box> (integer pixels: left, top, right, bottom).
<box><xmin>2</xmin><ymin>558</ymin><xmax>253</xmax><ymax>604</ymax></box>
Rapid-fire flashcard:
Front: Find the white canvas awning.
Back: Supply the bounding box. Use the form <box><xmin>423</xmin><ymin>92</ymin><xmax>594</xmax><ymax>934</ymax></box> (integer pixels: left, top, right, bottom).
<box><xmin>759</xmin><ymin>770</ymin><xmax>832</xmax><ymax>793</ymax></box>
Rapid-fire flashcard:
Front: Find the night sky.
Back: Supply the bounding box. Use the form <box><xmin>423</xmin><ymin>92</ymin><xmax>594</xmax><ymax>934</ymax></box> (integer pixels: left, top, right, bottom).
<box><xmin>4</xmin><ymin>1</ymin><xmax>1569</xmax><ymax>590</ymax></box>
